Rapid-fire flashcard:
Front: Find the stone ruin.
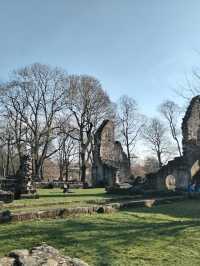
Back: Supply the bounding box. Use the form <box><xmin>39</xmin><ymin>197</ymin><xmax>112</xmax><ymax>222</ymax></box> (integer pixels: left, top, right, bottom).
<box><xmin>1</xmin><ymin>154</ymin><xmax>36</xmax><ymax>200</ymax></box>
<box><xmin>92</xmin><ymin>120</ymin><xmax>130</xmax><ymax>187</ymax></box>
<box><xmin>0</xmin><ymin>190</ymin><xmax>13</xmax><ymax>203</ymax></box>
<box><xmin>0</xmin><ymin>244</ymin><xmax>89</xmax><ymax>266</ymax></box>
<box><xmin>147</xmin><ymin>95</ymin><xmax>200</xmax><ymax>192</ymax></box>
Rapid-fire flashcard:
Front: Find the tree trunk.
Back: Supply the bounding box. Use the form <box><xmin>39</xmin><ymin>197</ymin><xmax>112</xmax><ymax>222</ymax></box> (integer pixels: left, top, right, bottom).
<box><xmin>32</xmin><ymin>135</ymin><xmax>41</xmax><ymax>180</ymax></box>
<box><xmin>6</xmin><ymin>138</ymin><xmax>10</xmax><ymax>176</ymax></box>
<box><xmin>80</xmin><ymin>150</ymin><xmax>86</xmax><ymax>187</ymax></box>
<box><xmin>10</xmin><ymin>156</ymin><xmax>15</xmax><ymax>176</ymax></box>
<box><xmin>157</xmin><ymin>151</ymin><xmax>162</xmax><ymax>169</ymax></box>
<box><xmin>40</xmin><ymin>165</ymin><xmax>44</xmax><ymax>180</ymax></box>
<box><xmin>175</xmin><ymin>137</ymin><xmax>182</xmax><ymax>157</ymax></box>
<box><xmin>59</xmin><ymin>169</ymin><xmax>63</xmax><ymax>181</ymax></box>
<box><xmin>171</xmin><ymin>123</ymin><xmax>182</xmax><ymax>157</ymax></box>
<box><xmin>59</xmin><ymin>161</ymin><xmax>64</xmax><ymax>181</ymax></box>
<box><xmin>34</xmin><ymin>162</ymin><xmax>41</xmax><ymax>180</ymax></box>
<box><xmin>125</xmin><ymin>131</ymin><xmax>131</xmax><ymax>170</ymax></box>
<box><xmin>1</xmin><ymin>154</ymin><xmax>5</xmax><ymax>178</ymax></box>
<box><xmin>126</xmin><ymin>145</ymin><xmax>131</xmax><ymax>169</ymax></box>
<box><xmin>65</xmin><ymin>161</ymin><xmax>69</xmax><ymax>182</ymax></box>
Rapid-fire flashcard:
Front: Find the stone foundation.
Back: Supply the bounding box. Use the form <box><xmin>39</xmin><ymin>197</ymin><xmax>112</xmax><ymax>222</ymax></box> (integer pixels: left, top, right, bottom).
<box><xmin>0</xmin><ymin>195</ymin><xmax>186</xmax><ymax>224</ymax></box>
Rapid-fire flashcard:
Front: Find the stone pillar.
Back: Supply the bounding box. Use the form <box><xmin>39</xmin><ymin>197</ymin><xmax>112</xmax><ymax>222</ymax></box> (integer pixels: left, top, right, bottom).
<box><xmin>4</xmin><ymin>154</ymin><xmax>36</xmax><ymax>199</ymax></box>
<box><xmin>17</xmin><ymin>154</ymin><xmax>34</xmax><ymax>196</ymax></box>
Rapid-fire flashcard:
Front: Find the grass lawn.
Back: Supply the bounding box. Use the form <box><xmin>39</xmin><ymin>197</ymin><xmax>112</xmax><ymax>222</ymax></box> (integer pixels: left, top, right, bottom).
<box><xmin>1</xmin><ymin>199</ymin><xmax>200</xmax><ymax>265</ymax></box>
<box><xmin>1</xmin><ymin>188</ymin><xmax>107</xmax><ymax>212</ymax></box>
<box><xmin>7</xmin><ymin>188</ymin><xmax>108</xmax><ymax>206</ymax></box>
<box><xmin>1</xmin><ymin>188</ymin><xmax>139</xmax><ymax>213</ymax></box>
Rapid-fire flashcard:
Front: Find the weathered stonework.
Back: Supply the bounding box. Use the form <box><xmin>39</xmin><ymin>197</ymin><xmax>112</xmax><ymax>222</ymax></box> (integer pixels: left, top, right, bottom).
<box><xmin>147</xmin><ymin>95</ymin><xmax>200</xmax><ymax>191</ymax></box>
<box><xmin>2</xmin><ymin>154</ymin><xmax>36</xmax><ymax>199</ymax></box>
<box><xmin>0</xmin><ymin>190</ymin><xmax>14</xmax><ymax>203</ymax></box>
<box><xmin>146</xmin><ymin>157</ymin><xmax>189</xmax><ymax>191</ymax></box>
<box><xmin>182</xmin><ymin>96</ymin><xmax>200</xmax><ymax>165</ymax></box>
<box><xmin>0</xmin><ymin>244</ymin><xmax>89</xmax><ymax>266</ymax></box>
<box><xmin>92</xmin><ymin>120</ymin><xmax>130</xmax><ymax>187</ymax></box>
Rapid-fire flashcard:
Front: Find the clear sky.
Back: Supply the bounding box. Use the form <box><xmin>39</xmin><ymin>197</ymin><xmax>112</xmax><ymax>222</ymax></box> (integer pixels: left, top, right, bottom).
<box><xmin>1</xmin><ymin>0</ymin><xmax>200</xmax><ymax>116</ymax></box>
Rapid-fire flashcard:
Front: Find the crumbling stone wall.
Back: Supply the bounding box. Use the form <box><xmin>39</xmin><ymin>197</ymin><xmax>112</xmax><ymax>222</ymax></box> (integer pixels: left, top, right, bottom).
<box><xmin>100</xmin><ymin>120</ymin><xmax>116</xmax><ymax>162</ymax></box>
<box><xmin>182</xmin><ymin>96</ymin><xmax>200</xmax><ymax>166</ymax></box>
<box><xmin>147</xmin><ymin>95</ymin><xmax>200</xmax><ymax>191</ymax></box>
<box><xmin>114</xmin><ymin>141</ymin><xmax>130</xmax><ymax>183</ymax></box>
<box><xmin>92</xmin><ymin>120</ymin><xmax>130</xmax><ymax>187</ymax></box>
<box><xmin>147</xmin><ymin>157</ymin><xmax>189</xmax><ymax>191</ymax></box>
<box><xmin>3</xmin><ymin>154</ymin><xmax>36</xmax><ymax>199</ymax></box>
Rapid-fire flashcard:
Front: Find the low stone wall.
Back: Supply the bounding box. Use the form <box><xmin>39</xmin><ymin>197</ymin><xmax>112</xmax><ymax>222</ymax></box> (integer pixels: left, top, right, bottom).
<box><xmin>35</xmin><ymin>181</ymin><xmax>83</xmax><ymax>189</ymax></box>
<box><xmin>0</xmin><ymin>190</ymin><xmax>14</xmax><ymax>203</ymax></box>
<box><xmin>20</xmin><ymin>193</ymin><xmax>39</xmax><ymax>199</ymax></box>
<box><xmin>0</xmin><ymin>205</ymin><xmax>116</xmax><ymax>223</ymax></box>
<box><xmin>108</xmin><ymin>195</ymin><xmax>185</xmax><ymax>209</ymax></box>
<box><xmin>0</xmin><ymin>195</ymin><xmax>186</xmax><ymax>224</ymax></box>
<box><xmin>35</xmin><ymin>181</ymin><xmax>61</xmax><ymax>189</ymax></box>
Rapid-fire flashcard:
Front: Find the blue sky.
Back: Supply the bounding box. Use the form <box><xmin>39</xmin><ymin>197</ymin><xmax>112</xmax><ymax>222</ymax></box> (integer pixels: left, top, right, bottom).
<box><xmin>1</xmin><ymin>0</ymin><xmax>200</xmax><ymax>116</ymax></box>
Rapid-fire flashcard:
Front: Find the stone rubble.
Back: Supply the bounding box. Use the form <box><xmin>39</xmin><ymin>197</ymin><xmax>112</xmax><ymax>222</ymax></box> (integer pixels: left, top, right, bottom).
<box><xmin>0</xmin><ymin>244</ymin><xmax>89</xmax><ymax>266</ymax></box>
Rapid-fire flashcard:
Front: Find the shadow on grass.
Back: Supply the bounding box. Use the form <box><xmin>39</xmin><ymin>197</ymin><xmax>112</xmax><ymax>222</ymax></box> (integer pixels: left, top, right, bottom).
<box><xmin>40</xmin><ymin>193</ymin><xmax>110</xmax><ymax>199</ymax></box>
<box><xmin>128</xmin><ymin>198</ymin><xmax>200</xmax><ymax>219</ymax></box>
<box><xmin>0</xmin><ymin>210</ymin><xmax>200</xmax><ymax>265</ymax></box>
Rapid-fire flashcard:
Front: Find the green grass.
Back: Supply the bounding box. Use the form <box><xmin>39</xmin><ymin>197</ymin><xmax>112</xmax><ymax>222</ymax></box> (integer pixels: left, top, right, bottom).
<box><xmin>1</xmin><ymin>188</ymin><xmax>106</xmax><ymax>212</ymax></box>
<box><xmin>10</xmin><ymin>188</ymin><xmax>108</xmax><ymax>205</ymax></box>
<box><xmin>1</xmin><ymin>188</ymin><xmax>138</xmax><ymax>213</ymax></box>
<box><xmin>1</xmin><ymin>199</ymin><xmax>200</xmax><ymax>265</ymax></box>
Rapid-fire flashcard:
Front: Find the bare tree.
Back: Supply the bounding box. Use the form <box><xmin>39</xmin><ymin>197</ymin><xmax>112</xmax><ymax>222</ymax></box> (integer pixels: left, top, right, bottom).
<box><xmin>117</xmin><ymin>95</ymin><xmax>144</xmax><ymax>168</ymax></box>
<box><xmin>143</xmin><ymin>156</ymin><xmax>159</xmax><ymax>174</ymax></box>
<box><xmin>159</xmin><ymin>100</ymin><xmax>182</xmax><ymax>156</ymax></box>
<box><xmin>176</xmin><ymin>69</ymin><xmax>200</xmax><ymax>100</ymax></box>
<box><xmin>56</xmin><ymin>117</ymin><xmax>78</xmax><ymax>181</ymax></box>
<box><xmin>0</xmin><ymin>123</ymin><xmax>13</xmax><ymax>176</ymax></box>
<box><xmin>2</xmin><ymin>63</ymin><xmax>68</xmax><ymax>180</ymax></box>
<box><xmin>142</xmin><ymin>118</ymin><xmax>169</xmax><ymax>168</ymax></box>
<box><xmin>66</xmin><ymin>75</ymin><xmax>112</xmax><ymax>186</ymax></box>
<box><xmin>57</xmin><ymin>136</ymin><xmax>77</xmax><ymax>181</ymax></box>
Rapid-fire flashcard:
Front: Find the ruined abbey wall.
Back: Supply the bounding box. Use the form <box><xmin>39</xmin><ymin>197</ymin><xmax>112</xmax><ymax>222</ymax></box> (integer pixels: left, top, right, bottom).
<box><xmin>99</xmin><ymin>120</ymin><xmax>116</xmax><ymax>163</ymax></box>
<box><xmin>182</xmin><ymin>96</ymin><xmax>200</xmax><ymax>166</ymax></box>
<box><xmin>92</xmin><ymin>120</ymin><xmax>130</xmax><ymax>187</ymax></box>
<box><xmin>147</xmin><ymin>96</ymin><xmax>200</xmax><ymax>191</ymax></box>
<box><xmin>114</xmin><ymin>141</ymin><xmax>130</xmax><ymax>183</ymax></box>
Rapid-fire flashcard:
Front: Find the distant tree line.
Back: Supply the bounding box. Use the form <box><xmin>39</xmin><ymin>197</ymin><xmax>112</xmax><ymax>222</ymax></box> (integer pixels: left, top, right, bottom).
<box><xmin>0</xmin><ymin>63</ymin><xmax>185</xmax><ymax>183</ymax></box>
